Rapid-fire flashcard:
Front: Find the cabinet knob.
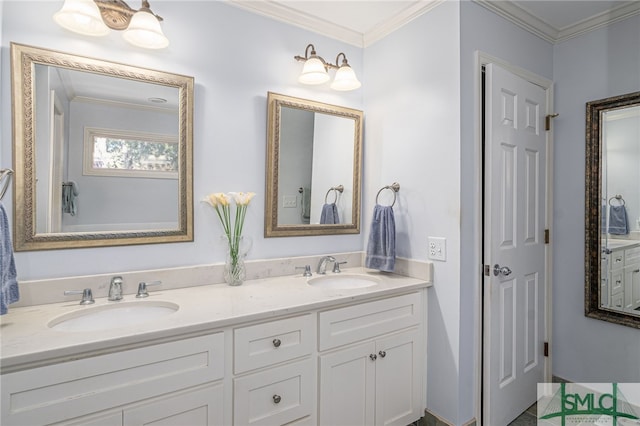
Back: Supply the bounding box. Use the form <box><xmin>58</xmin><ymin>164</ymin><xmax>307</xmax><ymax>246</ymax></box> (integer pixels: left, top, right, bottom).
<box><xmin>273</xmin><ymin>395</ymin><xmax>281</xmax><ymax>404</ymax></box>
<box><xmin>369</xmin><ymin>353</ymin><xmax>377</xmax><ymax>361</ymax></box>
<box><xmin>378</xmin><ymin>350</ymin><xmax>386</xmax><ymax>358</ymax></box>
<box><xmin>273</xmin><ymin>338</ymin><xmax>282</xmax><ymax>348</ymax></box>
<box><xmin>634</xmin><ymin>269</ymin><xmax>640</xmax><ymax>273</ymax></box>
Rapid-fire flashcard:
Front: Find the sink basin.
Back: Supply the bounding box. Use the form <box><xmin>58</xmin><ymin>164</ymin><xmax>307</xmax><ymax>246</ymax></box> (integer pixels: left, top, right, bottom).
<box><xmin>49</xmin><ymin>301</ymin><xmax>179</xmax><ymax>332</ymax></box>
<box><xmin>308</xmin><ymin>274</ymin><xmax>379</xmax><ymax>289</ymax></box>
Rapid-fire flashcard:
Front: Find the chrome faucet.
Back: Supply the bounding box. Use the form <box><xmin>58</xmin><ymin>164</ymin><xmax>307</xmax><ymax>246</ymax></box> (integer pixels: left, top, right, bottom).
<box><xmin>317</xmin><ymin>256</ymin><xmax>336</xmax><ymax>274</ymax></box>
<box><xmin>108</xmin><ymin>276</ymin><xmax>123</xmax><ymax>301</ymax></box>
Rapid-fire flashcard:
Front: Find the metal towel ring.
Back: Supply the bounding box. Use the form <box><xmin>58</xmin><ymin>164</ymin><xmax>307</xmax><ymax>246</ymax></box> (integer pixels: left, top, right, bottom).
<box><xmin>375</xmin><ymin>182</ymin><xmax>400</xmax><ymax>207</ymax></box>
<box><xmin>0</xmin><ymin>168</ymin><xmax>13</xmax><ymax>200</ymax></box>
<box><xmin>324</xmin><ymin>185</ymin><xmax>344</xmax><ymax>204</ymax></box>
<box><xmin>608</xmin><ymin>194</ymin><xmax>625</xmax><ymax>206</ymax></box>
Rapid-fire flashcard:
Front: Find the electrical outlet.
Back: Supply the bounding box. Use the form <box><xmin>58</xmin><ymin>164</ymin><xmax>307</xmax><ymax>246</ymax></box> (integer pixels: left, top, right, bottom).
<box><xmin>428</xmin><ymin>237</ymin><xmax>446</xmax><ymax>261</ymax></box>
<box><xmin>283</xmin><ymin>196</ymin><xmax>297</xmax><ymax>208</ymax></box>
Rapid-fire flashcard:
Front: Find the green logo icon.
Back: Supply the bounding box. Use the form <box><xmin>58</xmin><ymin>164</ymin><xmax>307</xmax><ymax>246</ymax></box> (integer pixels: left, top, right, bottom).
<box><xmin>539</xmin><ymin>383</ymin><xmax>639</xmax><ymax>425</ymax></box>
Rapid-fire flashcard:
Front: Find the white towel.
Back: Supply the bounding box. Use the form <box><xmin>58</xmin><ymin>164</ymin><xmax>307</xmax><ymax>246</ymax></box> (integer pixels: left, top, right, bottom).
<box><xmin>1</xmin><ymin>202</ymin><xmax>19</xmax><ymax>315</ymax></box>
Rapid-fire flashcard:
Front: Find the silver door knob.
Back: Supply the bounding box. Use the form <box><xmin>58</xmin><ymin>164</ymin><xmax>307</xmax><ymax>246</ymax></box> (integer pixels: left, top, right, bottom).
<box><xmin>273</xmin><ymin>338</ymin><xmax>281</xmax><ymax>348</ymax></box>
<box><xmin>493</xmin><ymin>264</ymin><xmax>512</xmax><ymax>277</ymax></box>
<box><xmin>273</xmin><ymin>395</ymin><xmax>281</xmax><ymax>404</ymax></box>
<box><xmin>369</xmin><ymin>354</ymin><xmax>377</xmax><ymax>361</ymax></box>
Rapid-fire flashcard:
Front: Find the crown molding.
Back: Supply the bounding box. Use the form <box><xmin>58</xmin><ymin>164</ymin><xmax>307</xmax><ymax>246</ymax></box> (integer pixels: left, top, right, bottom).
<box><xmin>473</xmin><ymin>0</ymin><xmax>558</xmax><ymax>43</ymax></box>
<box><xmin>227</xmin><ymin>0</ymin><xmax>364</xmax><ymax>47</ymax></box>
<box><xmin>364</xmin><ymin>0</ymin><xmax>446</xmax><ymax>47</ymax></box>
<box><xmin>227</xmin><ymin>0</ymin><xmax>445</xmax><ymax>48</ymax></box>
<box><xmin>228</xmin><ymin>0</ymin><xmax>640</xmax><ymax>47</ymax></box>
<box><xmin>474</xmin><ymin>0</ymin><xmax>640</xmax><ymax>44</ymax></box>
<box><xmin>554</xmin><ymin>1</ymin><xmax>640</xmax><ymax>43</ymax></box>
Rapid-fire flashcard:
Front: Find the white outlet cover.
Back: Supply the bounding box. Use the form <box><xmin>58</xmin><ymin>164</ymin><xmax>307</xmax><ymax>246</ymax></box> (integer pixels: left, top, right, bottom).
<box><xmin>428</xmin><ymin>237</ymin><xmax>446</xmax><ymax>261</ymax></box>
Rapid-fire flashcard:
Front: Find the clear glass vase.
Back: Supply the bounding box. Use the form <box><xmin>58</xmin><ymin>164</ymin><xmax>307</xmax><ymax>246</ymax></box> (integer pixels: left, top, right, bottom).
<box><xmin>221</xmin><ymin>235</ymin><xmax>251</xmax><ymax>286</ymax></box>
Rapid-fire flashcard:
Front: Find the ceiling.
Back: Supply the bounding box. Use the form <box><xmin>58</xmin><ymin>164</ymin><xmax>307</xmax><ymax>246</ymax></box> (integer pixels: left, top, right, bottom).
<box><xmin>228</xmin><ymin>0</ymin><xmax>640</xmax><ymax>46</ymax></box>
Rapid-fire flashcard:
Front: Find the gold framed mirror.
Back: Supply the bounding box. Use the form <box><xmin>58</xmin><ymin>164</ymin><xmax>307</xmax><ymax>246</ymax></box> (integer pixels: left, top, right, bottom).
<box><xmin>265</xmin><ymin>92</ymin><xmax>363</xmax><ymax>237</ymax></box>
<box><xmin>585</xmin><ymin>90</ymin><xmax>640</xmax><ymax>328</ymax></box>
<box><xmin>11</xmin><ymin>43</ymin><xmax>194</xmax><ymax>251</ymax></box>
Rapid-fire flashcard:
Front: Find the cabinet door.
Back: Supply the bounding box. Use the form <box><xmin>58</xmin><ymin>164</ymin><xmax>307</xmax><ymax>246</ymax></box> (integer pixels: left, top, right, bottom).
<box><xmin>124</xmin><ymin>383</ymin><xmax>223</xmax><ymax>426</ymax></box>
<box><xmin>375</xmin><ymin>329</ymin><xmax>422</xmax><ymax>426</ymax></box>
<box><xmin>319</xmin><ymin>341</ymin><xmax>376</xmax><ymax>426</ymax></box>
<box><xmin>624</xmin><ymin>264</ymin><xmax>640</xmax><ymax>311</ymax></box>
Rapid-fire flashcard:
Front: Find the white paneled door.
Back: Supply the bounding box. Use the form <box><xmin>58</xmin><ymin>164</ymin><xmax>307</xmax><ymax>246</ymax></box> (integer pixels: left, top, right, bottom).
<box><xmin>483</xmin><ymin>63</ymin><xmax>549</xmax><ymax>426</ymax></box>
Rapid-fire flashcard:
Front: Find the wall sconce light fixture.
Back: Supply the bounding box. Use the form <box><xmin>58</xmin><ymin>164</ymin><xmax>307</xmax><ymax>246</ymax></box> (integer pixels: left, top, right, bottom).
<box><xmin>294</xmin><ymin>44</ymin><xmax>361</xmax><ymax>91</ymax></box>
<box><xmin>54</xmin><ymin>0</ymin><xmax>169</xmax><ymax>49</ymax></box>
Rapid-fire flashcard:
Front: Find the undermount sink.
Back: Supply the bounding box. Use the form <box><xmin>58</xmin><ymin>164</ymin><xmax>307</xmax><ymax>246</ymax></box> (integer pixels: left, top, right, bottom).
<box><xmin>48</xmin><ymin>301</ymin><xmax>179</xmax><ymax>332</ymax></box>
<box><xmin>307</xmin><ymin>274</ymin><xmax>380</xmax><ymax>289</ymax></box>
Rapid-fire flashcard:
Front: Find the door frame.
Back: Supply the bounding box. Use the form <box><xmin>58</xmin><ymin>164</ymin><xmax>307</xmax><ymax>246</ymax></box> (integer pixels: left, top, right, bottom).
<box><xmin>473</xmin><ymin>51</ymin><xmax>555</xmax><ymax>424</ymax></box>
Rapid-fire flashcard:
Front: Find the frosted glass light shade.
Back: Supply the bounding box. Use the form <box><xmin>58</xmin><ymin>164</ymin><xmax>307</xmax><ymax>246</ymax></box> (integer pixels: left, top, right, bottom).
<box><xmin>122</xmin><ymin>10</ymin><xmax>169</xmax><ymax>49</ymax></box>
<box><xmin>330</xmin><ymin>65</ymin><xmax>361</xmax><ymax>91</ymax></box>
<box><xmin>53</xmin><ymin>0</ymin><xmax>109</xmax><ymax>36</ymax></box>
<box><xmin>298</xmin><ymin>57</ymin><xmax>330</xmax><ymax>85</ymax></box>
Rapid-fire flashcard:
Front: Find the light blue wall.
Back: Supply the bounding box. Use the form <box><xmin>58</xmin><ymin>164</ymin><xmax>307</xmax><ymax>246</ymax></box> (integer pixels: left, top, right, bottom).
<box><xmin>552</xmin><ymin>14</ymin><xmax>640</xmax><ymax>382</ymax></box>
<box><xmin>365</xmin><ymin>1</ymin><xmax>462</xmax><ymax>422</ymax></box>
<box><xmin>1</xmin><ymin>1</ymin><xmax>364</xmax><ymax>280</ymax></box>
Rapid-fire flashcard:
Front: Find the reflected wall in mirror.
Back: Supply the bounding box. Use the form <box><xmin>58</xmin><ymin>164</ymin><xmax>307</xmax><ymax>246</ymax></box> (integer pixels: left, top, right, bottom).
<box><xmin>11</xmin><ymin>43</ymin><xmax>194</xmax><ymax>251</ymax></box>
<box><xmin>265</xmin><ymin>92</ymin><xmax>363</xmax><ymax>237</ymax></box>
<box><xmin>585</xmin><ymin>90</ymin><xmax>640</xmax><ymax>328</ymax></box>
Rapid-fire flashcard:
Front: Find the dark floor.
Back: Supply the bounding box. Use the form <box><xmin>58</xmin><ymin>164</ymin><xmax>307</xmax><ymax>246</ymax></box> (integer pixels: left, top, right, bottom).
<box><xmin>508</xmin><ymin>402</ymin><xmax>538</xmax><ymax>426</ymax></box>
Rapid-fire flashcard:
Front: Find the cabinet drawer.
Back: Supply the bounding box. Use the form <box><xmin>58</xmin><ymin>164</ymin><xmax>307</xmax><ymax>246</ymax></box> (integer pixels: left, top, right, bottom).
<box><xmin>1</xmin><ymin>333</ymin><xmax>224</xmax><ymax>426</ymax></box>
<box><xmin>611</xmin><ymin>250</ymin><xmax>625</xmax><ymax>270</ymax></box>
<box><xmin>319</xmin><ymin>292</ymin><xmax>422</xmax><ymax>351</ymax></box>
<box><xmin>625</xmin><ymin>246</ymin><xmax>640</xmax><ymax>265</ymax></box>
<box><xmin>233</xmin><ymin>358</ymin><xmax>314</xmax><ymax>426</ymax></box>
<box><xmin>234</xmin><ymin>314</ymin><xmax>314</xmax><ymax>374</ymax></box>
<box><xmin>610</xmin><ymin>270</ymin><xmax>624</xmax><ymax>294</ymax></box>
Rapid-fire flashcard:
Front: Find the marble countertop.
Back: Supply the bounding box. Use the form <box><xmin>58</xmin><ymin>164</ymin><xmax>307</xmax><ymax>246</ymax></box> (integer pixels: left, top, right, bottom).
<box><xmin>0</xmin><ymin>268</ymin><xmax>430</xmax><ymax>373</ymax></box>
<box><xmin>604</xmin><ymin>239</ymin><xmax>640</xmax><ymax>250</ymax></box>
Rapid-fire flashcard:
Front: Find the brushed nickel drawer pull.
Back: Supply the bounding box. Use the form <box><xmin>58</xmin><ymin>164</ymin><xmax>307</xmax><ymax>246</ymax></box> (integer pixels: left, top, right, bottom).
<box><xmin>273</xmin><ymin>338</ymin><xmax>282</xmax><ymax>348</ymax></box>
<box><xmin>273</xmin><ymin>395</ymin><xmax>281</xmax><ymax>404</ymax></box>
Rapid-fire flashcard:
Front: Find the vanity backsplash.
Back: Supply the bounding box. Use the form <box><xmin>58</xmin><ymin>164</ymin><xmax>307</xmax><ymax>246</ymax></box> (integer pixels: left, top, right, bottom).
<box><xmin>13</xmin><ymin>252</ymin><xmax>433</xmax><ymax>308</ymax></box>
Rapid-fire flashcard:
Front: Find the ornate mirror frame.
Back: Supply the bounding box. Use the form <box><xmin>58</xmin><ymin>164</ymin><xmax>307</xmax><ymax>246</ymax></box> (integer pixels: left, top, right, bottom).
<box><xmin>11</xmin><ymin>43</ymin><xmax>194</xmax><ymax>250</ymax></box>
<box><xmin>265</xmin><ymin>92</ymin><xmax>363</xmax><ymax>237</ymax></box>
<box><xmin>584</xmin><ymin>91</ymin><xmax>640</xmax><ymax>328</ymax></box>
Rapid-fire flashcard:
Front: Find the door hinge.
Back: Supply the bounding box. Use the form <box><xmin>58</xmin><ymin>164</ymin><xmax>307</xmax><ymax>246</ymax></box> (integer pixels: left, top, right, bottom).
<box><xmin>484</xmin><ymin>264</ymin><xmax>490</xmax><ymax>276</ymax></box>
<box><xmin>544</xmin><ymin>342</ymin><xmax>549</xmax><ymax>357</ymax></box>
<box><xmin>545</xmin><ymin>229</ymin><xmax>550</xmax><ymax>244</ymax></box>
<box><xmin>545</xmin><ymin>113</ymin><xmax>559</xmax><ymax>131</ymax></box>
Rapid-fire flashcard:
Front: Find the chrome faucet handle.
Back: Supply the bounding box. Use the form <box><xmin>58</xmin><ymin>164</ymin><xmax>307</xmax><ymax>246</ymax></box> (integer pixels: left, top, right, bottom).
<box><xmin>295</xmin><ymin>265</ymin><xmax>312</xmax><ymax>277</ymax></box>
<box><xmin>108</xmin><ymin>276</ymin><xmax>123</xmax><ymax>301</ymax></box>
<box><xmin>332</xmin><ymin>261</ymin><xmax>347</xmax><ymax>273</ymax></box>
<box><xmin>65</xmin><ymin>288</ymin><xmax>95</xmax><ymax>305</ymax></box>
<box><xmin>136</xmin><ymin>281</ymin><xmax>162</xmax><ymax>298</ymax></box>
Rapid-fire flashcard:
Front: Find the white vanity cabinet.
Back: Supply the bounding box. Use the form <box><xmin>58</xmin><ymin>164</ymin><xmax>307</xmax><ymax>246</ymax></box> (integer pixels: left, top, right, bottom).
<box><xmin>317</xmin><ymin>292</ymin><xmax>424</xmax><ymax>426</ymax></box>
<box><xmin>1</xmin><ymin>275</ymin><xmax>430</xmax><ymax>426</ymax></box>
<box><xmin>1</xmin><ymin>333</ymin><xmax>225</xmax><ymax>426</ymax></box>
<box><xmin>624</xmin><ymin>246</ymin><xmax>640</xmax><ymax>312</ymax></box>
<box><xmin>603</xmin><ymin>244</ymin><xmax>640</xmax><ymax>312</ymax></box>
